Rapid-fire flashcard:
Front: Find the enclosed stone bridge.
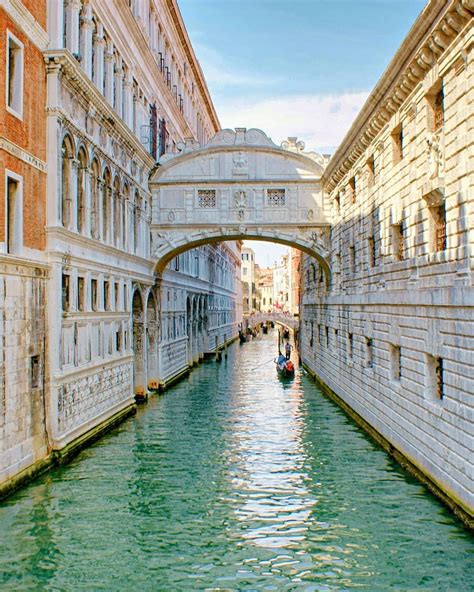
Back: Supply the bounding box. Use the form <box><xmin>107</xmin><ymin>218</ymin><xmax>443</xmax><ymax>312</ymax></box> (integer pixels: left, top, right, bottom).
<box><xmin>149</xmin><ymin>128</ymin><xmax>332</xmax><ymax>276</ymax></box>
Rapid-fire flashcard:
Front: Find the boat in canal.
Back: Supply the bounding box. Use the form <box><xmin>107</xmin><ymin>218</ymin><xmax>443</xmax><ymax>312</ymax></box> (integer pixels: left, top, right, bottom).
<box><xmin>275</xmin><ymin>353</ymin><xmax>295</xmax><ymax>377</ymax></box>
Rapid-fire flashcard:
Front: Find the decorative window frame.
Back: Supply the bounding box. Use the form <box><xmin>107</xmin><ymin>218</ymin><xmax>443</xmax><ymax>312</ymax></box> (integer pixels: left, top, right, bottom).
<box><xmin>266</xmin><ymin>188</ymin><xmax>286</xmax><ymax>207</ymax></box>
<box><xmin>6</xmin><ymin>30</ymin><xmax>24</xmax><ymax>121</ymax></box>
<box><xmin>197</xmin><ymin>189</ymin><xmax>217</xmax><ymax>208</ymax></box>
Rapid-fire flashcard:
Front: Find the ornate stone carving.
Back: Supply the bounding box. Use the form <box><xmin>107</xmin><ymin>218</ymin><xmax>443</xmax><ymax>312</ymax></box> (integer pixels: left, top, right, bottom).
<box><xmin>426</xmin><ymin>131</ymin><xmax>444</xmax><ymax>179</ymax></box>
<box><xmin>232</xmin><ymin>151</ymin><xmax>248</xmax><ymax>175</ymax></box>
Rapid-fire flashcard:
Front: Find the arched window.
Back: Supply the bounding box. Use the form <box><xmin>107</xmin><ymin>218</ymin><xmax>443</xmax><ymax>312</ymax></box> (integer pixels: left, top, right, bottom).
<box><xmin>134</xmin><ymin>191</ymin><xmax>141</xmax><ymax>254</ymax></box>
<box><xmin>103</xmin><ymin>167</ymin><xmax>111</xmax><ymax>242</ymax></box>
<box><xmin>123</xmin><ymin>183</ymin><xmax>129</xmax><ymax>250</ymax></box>
<box><xmin>91</xmin><ymin>157</ymin><xmax>100</xmax><ymax>239</ymax></box>
<box><xmin>61</xmin><ymin>135</ymin><xmax>74</xmax><ymax>228</ymax></box>
<box><xmin>113</xmin><ymin>175</ymin><xmax>121</xmax><ymax>246</ymax></box>
<box><xmin>77</xmin><ymin>146</ymin><xmax>88</xmax><ymax>234</ymax></box>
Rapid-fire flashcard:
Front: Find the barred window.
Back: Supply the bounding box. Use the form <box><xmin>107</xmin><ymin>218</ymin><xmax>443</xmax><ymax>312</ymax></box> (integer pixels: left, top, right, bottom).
<box><xmin>267</xmin><ymin>189</ymin><xmax>285</xmax><ymax>207</ymax></box>
<box><xmin>198</xmin><ymin>190</ymin><xmax>216</xmax><ymax>208</ymax></box>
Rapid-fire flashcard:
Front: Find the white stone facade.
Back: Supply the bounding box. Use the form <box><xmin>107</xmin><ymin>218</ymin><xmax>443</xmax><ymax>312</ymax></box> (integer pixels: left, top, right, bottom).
<box><xmin>300</xmin><ymin>0</ymin><xmax>474</xmax><ymax>519</ymax></box>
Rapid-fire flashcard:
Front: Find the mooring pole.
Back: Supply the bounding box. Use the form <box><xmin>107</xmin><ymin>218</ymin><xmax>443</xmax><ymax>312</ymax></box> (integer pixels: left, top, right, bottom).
<box><xmin>224</xmin><ymin>334</ymin><xmax>228</xmax><ymax>359</ymax></box>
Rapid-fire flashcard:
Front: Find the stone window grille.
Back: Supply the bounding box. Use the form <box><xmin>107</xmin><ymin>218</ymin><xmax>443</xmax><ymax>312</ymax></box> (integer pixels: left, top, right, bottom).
<box><xmin>390</xmin><ymin>345</ymin><xmax>401</xmax><ymax>381</ymax></box>
<box><xmin>347</xmin><ymin>332</ymin><xmax>353</xmax><ymax>359</ymax></box>
<box><xmin>31</xmin><ymin>355</ymin><xmax>40</xmax><ymax>389</ymax></box>
<box><xmin>434</xmin><ymin>88</ymin><xmax>444</xmax><ymax>131</ymax></box>
<box><xmin>431</xmin><ymin>203</ymin><xmax>446</xmax><ymax>252</ymax></box>
<box><xmin>325</xmin><ymin>326</ymin><xmax>329</xmax><ymax>348</ymax></box>
<box><xmin>198</xmin><ymin>189</ymin><xmax>216</xmax><ymax>208</ymax></box>
<box><xmin>391</xmin><ymin>222</ymin><xmax>405</xmax><ymax>261</ymax></box>
<box><xmin>426</xmin><ymin>354</ymin><xmax>445</xmax><ymax>401</ymax></box>
<box><xmin>349</xmin><ymin>245</ymin><xmax>356</xmax><ymax>273</ymax></box>
<box><xmin>334</xmin><ymin>328</ymin><xmax>338</xmax><ymax>349</ymax></box>
<box><xmin>267</xmin><ymin>189</ymin><xmax>286</xmax><ymax>207</ymax></box>
<box><xmin>365</xmin><ymin>337</ymin><xmax>373</xmax><ymax>368</ymax></box>
<box><xmin>368</xmin><ymin>236</ymin><xmax>376</xmax><ymax>267</ymax></box>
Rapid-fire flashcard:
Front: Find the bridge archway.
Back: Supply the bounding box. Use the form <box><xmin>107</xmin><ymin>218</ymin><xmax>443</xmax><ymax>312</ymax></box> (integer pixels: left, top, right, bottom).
<box><xmin>149</xmin><ymin>129</ymin><xmax>332</xmax><ymax>279</ymax></box>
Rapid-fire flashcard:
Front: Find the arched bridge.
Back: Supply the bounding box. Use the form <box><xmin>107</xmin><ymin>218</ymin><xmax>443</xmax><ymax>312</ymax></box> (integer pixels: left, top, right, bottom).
<box><xmin>149</xmin><ymin>129</ymin><xmax>332</xmax><ymax>276</ymax></box>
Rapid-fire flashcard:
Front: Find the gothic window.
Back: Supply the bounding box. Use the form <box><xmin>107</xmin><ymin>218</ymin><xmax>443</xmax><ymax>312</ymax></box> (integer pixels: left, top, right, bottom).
<box><xmin>61</xmin><ymin>135</ymin><xmax>74</xmax><ymax>228</ymax></box>
<box><xmin>134</xmin><ymin>191</ymin><xmax>141</xmax><ymax>254</ymax></box>
<box><xmin>91</xmin><ymin>158</ymin><xmax>100</xmax><ymax>239</ymax></box>
<box><xmin>198</xmin><ymin>190</ymin><xmax>216</xmax><ymax>208</ymax></box>
<box><xmin>113</xmin><ymin>176</ymin><xmax>121</xmax><ymax>246</ymax></box>
<box><xmin>123</xmin><ymin>184</ymin><xmax>129</xmax><ymax>249</ymax></box>
<box><xmin>77</xmin><ymin>147</ymin><xmax>87</xmax><ymax>234</ymax></box>
<box><xmin>267</xmin><ymin>189</ymin><xmax>285</xmax><ymax>207</ymax></box>
<box><xmin>102</xmin><ymin>168</ymin><xmax>111</xmax><ymax>242</ymax></box>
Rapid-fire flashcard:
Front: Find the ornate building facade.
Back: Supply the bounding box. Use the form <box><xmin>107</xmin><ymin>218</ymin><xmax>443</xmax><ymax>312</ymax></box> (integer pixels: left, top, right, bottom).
<box><xmin>300</xmin><ymin>0</ymin><xmax>474</xmax><ymax>521</ymax></box>
<box><xmin>0</xmin><ymin>0</ymin><xmax>241</xmax><ymax>496</ymax></box>
<box><xmin>0</xmin><ymin>0</ymin><xmax>49</xmax><ymax>494</ymax></box>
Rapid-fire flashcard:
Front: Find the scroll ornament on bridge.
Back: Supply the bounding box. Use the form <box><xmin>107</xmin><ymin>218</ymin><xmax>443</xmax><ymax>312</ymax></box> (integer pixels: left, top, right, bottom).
<box><xmin>307</xmin><ymin>229</ymin><xmax>330</xmax><ymax>258</ymax></box>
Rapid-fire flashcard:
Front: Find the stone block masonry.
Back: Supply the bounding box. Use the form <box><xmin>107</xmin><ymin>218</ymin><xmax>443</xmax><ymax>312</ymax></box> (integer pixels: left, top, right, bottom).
<box><xmin>300</xmin><ymin>0</ymin><xmax>474</xmax><ymax>525</ymax></box>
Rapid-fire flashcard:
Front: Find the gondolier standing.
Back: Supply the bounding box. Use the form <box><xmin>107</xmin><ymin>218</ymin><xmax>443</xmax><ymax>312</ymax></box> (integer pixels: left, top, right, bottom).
<box><xmin>285</xmin><ymin>341</ymin><xmax>292</xmax><ymax>360</ymax></box>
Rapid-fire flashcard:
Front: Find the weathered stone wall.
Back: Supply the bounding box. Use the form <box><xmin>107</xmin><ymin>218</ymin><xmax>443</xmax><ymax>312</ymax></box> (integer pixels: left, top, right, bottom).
<box><xmin>0</xmin><ymin>261</ymin><xmax>49</xmax><ymax>486</ymax></box>
<box><xmin>300</xmin><ymin>1</ymin><xmax>473</xmax><ymax>518</ymax></box>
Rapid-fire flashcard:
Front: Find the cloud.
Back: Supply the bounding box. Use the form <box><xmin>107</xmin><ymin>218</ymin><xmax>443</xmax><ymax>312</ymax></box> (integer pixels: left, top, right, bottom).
<box><xmin>215</xmin><ymin>92</ymin><xmax>370</xmax><ymax>154</ymax></box>
<box><xmin>193</xmin><ymin>43</ymin><xmax>281</xmax><ymax>88</ymax></box>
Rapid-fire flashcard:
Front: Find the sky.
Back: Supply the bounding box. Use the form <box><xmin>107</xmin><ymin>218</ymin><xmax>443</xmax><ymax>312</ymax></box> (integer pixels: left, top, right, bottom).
<box><xmin>178</xmin><ymin>0</ymin><xmax>426</xmax><ymax>264</ymax></box>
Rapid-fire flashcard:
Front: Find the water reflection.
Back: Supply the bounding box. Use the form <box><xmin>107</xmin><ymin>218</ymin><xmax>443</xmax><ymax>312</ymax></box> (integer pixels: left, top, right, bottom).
<box><xmin>0</xmin><ymin>331</ymin><xmax>472</xmax><ymax>591</ymax></box>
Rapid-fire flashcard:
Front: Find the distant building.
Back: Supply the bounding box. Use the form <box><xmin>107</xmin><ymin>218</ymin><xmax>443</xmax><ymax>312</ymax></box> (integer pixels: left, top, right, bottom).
<box><xmin>241</xmin><ymin>246</ymin><xmax>257</xmax><ymax>314</ymax></box>
<box><xmin>257</xmin><ymin>268</ymin><xmax>274</xmax><ymax>312</ymax></box>
<box><xmin>272</xmin><ymin>254</ymin><xmax>289</xmax><ymax>312</ymax></box>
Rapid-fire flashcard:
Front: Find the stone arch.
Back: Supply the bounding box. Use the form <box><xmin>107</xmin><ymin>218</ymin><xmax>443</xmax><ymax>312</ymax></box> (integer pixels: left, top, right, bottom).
<box><xmin>146</xmin><ymin>291</ymin><xmax>159</xmax><ymax>390</ymax></box>
<box><xmin>132</xmin><ymin>288</ymin><xmax>145</xmax><ymax>397</ymax></box>
<box><xmin>123</xmin><ymin>182</ymin><xmax>130</xmax><ymax>249</ymax></box>
<box><xmin>150</xmin><ymin>128</ymin><xmax>332</xmax><ymax>280</ymax></box>
<box><xmin>61</xmin><ymin>133</ymin><xmax>75</xmax><ymax>228</ymax></box>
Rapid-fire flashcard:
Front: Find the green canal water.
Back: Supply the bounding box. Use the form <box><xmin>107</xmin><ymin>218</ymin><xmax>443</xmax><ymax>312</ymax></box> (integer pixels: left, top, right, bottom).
<box><xmin>0</xmin><ymin>332</ymin><xmax>472</xmax><ymax>591</ymax></box>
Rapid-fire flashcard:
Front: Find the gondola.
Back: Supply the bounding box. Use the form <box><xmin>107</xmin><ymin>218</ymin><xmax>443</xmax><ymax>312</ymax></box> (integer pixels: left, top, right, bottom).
<box><xmin>275</xmin><ymin>356</ymin><xmax>295</xmax><ymax>377</ymax></box>
<box><xmin>262</xmin><ymin>324</ymin><xmax>268</xmax><ymax>334</ymax></box>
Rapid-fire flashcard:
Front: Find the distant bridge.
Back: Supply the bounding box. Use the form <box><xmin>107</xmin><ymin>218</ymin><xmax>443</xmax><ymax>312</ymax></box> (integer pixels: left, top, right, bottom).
<box><xmin>245</xmin><ymin>312</ymin><xmax>299</xmax><ymax>332</ymax></box>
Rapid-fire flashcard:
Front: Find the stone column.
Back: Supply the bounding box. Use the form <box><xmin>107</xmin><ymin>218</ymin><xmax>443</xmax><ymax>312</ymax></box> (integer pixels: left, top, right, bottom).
<box><xmin>114</xmin><ymin>56</ymin><xmax>123</xmax><ymax>117</ymax></box>
<box><xmin>48</xmin><ymin>0</ymin><xmax>65</xmax><ymax>48</ymax></box>
<box><xmin>80</xmin><ymin>2</ymin><xmax>94</xmax><ymax>78</ymax></box>
<box><xmin>65</xmin><ymin>0</ymin><xmax>81</xmax><ymax>56</ymax></box>
<box><xmin>104</xmin><ymin>41</ymin><xmax>114</xmax><ymax>105</ymax></box>
<box><xmin>93</xmin><ymin>23</ymin><xmax>105</xmax><ymax>91</ymax></box>
<box><xmin>97</xmin><ymin>178</ymin><xmax>104</xmax><ymax>241</ymax></box>
<box><xmin>123</xmin><ymin>71</ymin><xmax>133</xmax><ymax>128</ymax></box>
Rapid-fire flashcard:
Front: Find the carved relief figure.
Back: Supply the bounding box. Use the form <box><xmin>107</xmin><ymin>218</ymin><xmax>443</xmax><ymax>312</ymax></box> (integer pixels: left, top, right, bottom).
<box><xmin>426</xmin><ymin>132</ymin><xmax>444</xmax><ymax>179</ymax></box>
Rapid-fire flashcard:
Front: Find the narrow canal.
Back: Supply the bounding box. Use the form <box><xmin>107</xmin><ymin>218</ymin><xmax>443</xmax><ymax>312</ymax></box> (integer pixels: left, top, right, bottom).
<box><xmin>0</xmin><ymin>331</ymin><xmax>472</xmax><ymax>591</ymax></box>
